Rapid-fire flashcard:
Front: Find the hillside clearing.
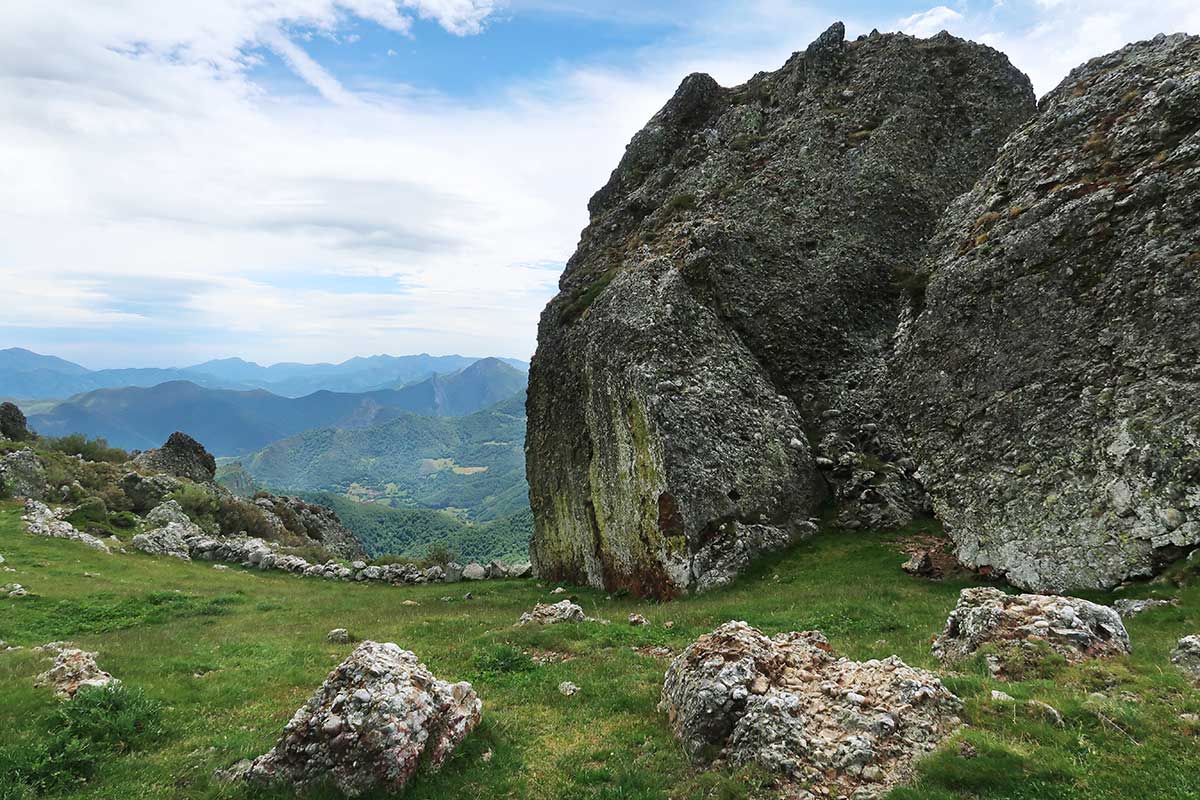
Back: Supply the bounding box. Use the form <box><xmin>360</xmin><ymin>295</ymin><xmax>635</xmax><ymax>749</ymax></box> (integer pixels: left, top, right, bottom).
<box><xmin>0</xmin><ymin>502</ymin><xmax>1197</xmax><ymax>799</ymax></box>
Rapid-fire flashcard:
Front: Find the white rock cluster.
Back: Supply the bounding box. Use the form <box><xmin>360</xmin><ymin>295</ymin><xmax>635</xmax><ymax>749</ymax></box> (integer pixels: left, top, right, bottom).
<box><xmin>35</xmin><ymin>648</ymin><xmax>117</xmax><ymax>698</ymax></box>
<box><xmin>1171</xmin><ymin>635</ymin><xmax>1200</xmax><ymax>684</ymax></box>
<box><xmin>518</xmin><ymin>600</ymin><xmax>588</xmax><ymax>626</ymax></box>
<box><xmin>660</xmin><ymin>621</ymin><xmax>963</xmax><ymax>798</ymax></box>
<box><xmin>933</xmin><ymin>587</ymin><xmax>1131</xmax><ymax>677</ymax></box>
<box><xmin>131</xmin><ymin>502</ymin><xmax>532</xmax><ymax>587</ymax></box>
<box><xmin>22</xmin><ymin>500</ymin><xmax>111</xmax><ymax>552</ymax></box>
<box><xmin>236</xmin><ymin>641</ymin><xmax>482</xmax><ymax>796</ymax></box>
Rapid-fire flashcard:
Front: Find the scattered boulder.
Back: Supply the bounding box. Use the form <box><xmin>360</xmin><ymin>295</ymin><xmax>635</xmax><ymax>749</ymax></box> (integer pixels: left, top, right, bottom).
<box><xmin>443</xmin><ymin>562</ymin><xmax>464</xmax><ymax>583</ymax></box>
<box><xmin>558</xmin><ymin>681</ymin><xmax>580</xmax><ymax>696</ymax></box>
<box><xmin>550</xmin><ymin>586</ymin><xmax>566</xmax><ymax>595</ymax></box>
<box><xmin>327</xmin><ymin>628</ymin><xmax>352</xmax><ymax>644</ymax></box>
<box><xmin>518</xmin><ymin>601</ymin><xmax>587</xmax><ymax>626</ymax></box>
<box><xmin>629</xmin><ymin>613</ymin><xmax>650</xmax><ymax>626</ymax></box>
<box><xmin>526</xmin><ymin>22</ymin><xmax>1037</xmax><ymax>599</ymax></box>
<box><xmin>463</xmin><ymin>563</ymin><xmax>487</xmax><ymax>581</ymax></box>
<box><xmin>0</xmin><ymin>448</ymin><xmax>46</xmax><ymax>500</ymax></box>
<box><xmin>35</xmin><ymin>648</ymin><xmax>116</xmax><ymax>698</ymax></box>
<box><xmin>252</xmin><ymin>494</ymin><xmax>364</xmax><ymax>560</ymax></box>
<box><xmin>146</xmin><ymin>499</ymin><xmax>194</xmax><ymax>528</ymax></box>
<box><xmin>509</xmin><ymin>562</ymin><xmax>533</xmax><ymax>578</ymax></box>
<box><xmin>1171</xmin><ymin>635</ymin><xmax>1200</xmax><ymax>683</ymax></box>
<box><xmin>0</xmin><ymin>402</ymin><xmax>33</xmax><ymax>441</ymax></box>
<box><xmin>933</xmin><ymin>588</ymin><xmax>1130</xmax><ymax>676</ymax></box>
<box><xmin>120</xmin><ymin>471</ymin><xmax>183</xmax><ymax>514</ymax></box>
<box><xmin>238</xmin><ymin>642</ymin><xmax>482</xmax><ymax>796</ymax></box>
<box><xmin>486</xmin><ymin>560</ymin><xmax>508</xmax><ymax>579</ymax></box>
<box><xmin>134</xmin><ymin>432</ymin><xmax>217</xmax><ymax>483</ymax></box>
<box><xmin>660</xmin><ymin>621</ymin><xmax>962</xmax><ymax>797</ymax></box>
<box><xmin>893</xmin><ymin>33</ymin><xmax>1200</xmax><ymax>592</ymax></box>
<box><xmin>3</xmin><ymin>583</ymin><xmax>28</xmax><ymax>598</ymax></box>
<box><xmin>901</xmin><ymin>551</ymin><xmax>939</xmax><ymax>579</ymax></box>
<box><xmin>22</xmin><ymin>500</ymin><xmax>111</xmax><ymax>552</ymax></box>
<box><xmin>132</xmin><ymin>519</ymin><xmax>202</xmax><ymax>561</ymax></box>
<box><xmin>1113</xmin><ymin>598</ymin><xmax>1177</xmax><ymax>618</ymax></box>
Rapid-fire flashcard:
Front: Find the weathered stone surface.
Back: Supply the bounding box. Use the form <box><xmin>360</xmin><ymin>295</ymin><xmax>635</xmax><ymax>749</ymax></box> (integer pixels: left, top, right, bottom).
<box><xmin>252</xmin><ymin>494</ymin><xmax>364</xmax><ymax>560</ymax></box>
<box><xmin>0</xmin><ymin>448</ymin><xmax>46</xmax><ymax>499</ymax></box>
<box><xmin>892</xmin><ymin>34</ymin><xmax>1200</xmax><ymax>591</ymax></box>
<box><xmin>462</xmin><ymin>563</ymin><xmax>487</xmax><ymax>581</ymax></box>
<box><xmin>1171</xmin><ymin>635</ymin><xmax>1200</xmax><ymax>683</ymax></box>
<box><xmin>134</xmin><ymin>432</ymin><xmax>217</xmax><ymax>483</ymax></box>
<box><xmin>132</xmin><ymin>521</ymin><xmax>199</xmax><ymax>561</ymax></box>
<box><xmin>241</xmin><ymin>641</ymin><xmax>481</xmax><ymax>796</ymax></box>
<box><xmin>526</xmin><ymin>23</ymin><xmax>1035</xmax><ymax>599</ymax></box>
<box><xmin>660</xmin><ymin>621</ymin><xmax>962</xmax><ymax>797</ymax></box>
<box><xmin>933</xmin><ymin>588</ymin><xmax>1130</xmax><ymax>675</ymax></box>
<box><xmin>518</xmin><ymin>600</ymin><xmax>586</xmax><ymax>626</ymax></box>
<box><xmin>35</xmin><ymin>648</ymin><xmax>116</xmax><ymax>698</ymax></box>
<box><xmin>327</xmin><ymin>628</ymin><xmax>351</xmax><ymax>644</ymax></box>
<box><xmin>22</xmin><ymin>500</ymin><xmax>110</xmax><ymax>552</ymax></box>
<box><xmin>120</xmin><ymin>471</ymin><xmax>183</xmax><ymax>513</ymax></box>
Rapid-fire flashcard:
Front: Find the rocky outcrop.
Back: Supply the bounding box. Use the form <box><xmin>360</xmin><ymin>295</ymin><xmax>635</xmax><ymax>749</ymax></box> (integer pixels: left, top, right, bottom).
<box><xmin>1171</xmin><ymin>635</ymin><xmax>1200</xmax><ymax>683</ymax></box>
<box><xmin>892</xmin><ymin>34</ymin><xmax>1200</xmax><ymax>591</ymax></box>
<box><xmin>526</xmin><ymin>23</ymin><xmax>1035</xmax><ymax>598</ymax></box>
<box><xmin>660</xmin><ymin>621</ymin><xmax>962</xmax><ymax>797</ymax></box>
<box><xmin>0</xmin><ymin>402</ymin><xmax>33</xmax><ymax>442</ymax></box>
<box><xmin>35</xmin><ymin>648</ymin><xmax>116</xmax><ymax>698</ymax></box>
<box><xmin>252</xmin><ymin>494</ymin><xmax>364</xmax><ymax>560</ymax></box>
<box><xmin>0</xmin><ymin>448</ymin><xmax>46</xmax><ymax>499</ymax></box>
<box><xmin>134</xmin><ymin>432</ymin><xmax>217</xmax><ymax>483</ymax></box>
<box><xmin>120</xmin><ymin>471</ymin><xmax>183</xmax><ymax>513</ymax></box>
<box><xmin>933</xmin><ymin>588</ymin><xmax>1130</xmax><ymax>676</ymax></box>
<box><xmin>22</xmin><ymin>500</ymin><xmax>111</xmax><ymax>552</ymax></box>
<box><xmin>238</xmin><ymin>641</ymin><xmax>481</xmax><ymax>796</ymax></box>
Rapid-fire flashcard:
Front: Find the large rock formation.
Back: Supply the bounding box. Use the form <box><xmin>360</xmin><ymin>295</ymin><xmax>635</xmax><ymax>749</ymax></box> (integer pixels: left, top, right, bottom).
<box><xmin>892</xmin><ymin>34</ymin><xmax>1200</xmax><ymax>591</ymax></box>
<box><xmin>527</xmin><ymin>23</ymin><xmax>1035</xmax><ymax>597</ymax></box>
<box><xmin>134</xmin><ymin>432</ymin><xmax>217</xmax><ymax>484</ymax></box>
<box><xmin>0</xmin><ymin>448</ymin><xmax>46</xmax><ymax>499</ymax></box>
<box><xmin>252</xmin><ymin>494</ymin><xmax>363</xmax><ymax>560</ymax></box>
<box><xmin>0</xmin><ymin>402</ymin><xmax>33</xmax><ymax>442</ymax></box>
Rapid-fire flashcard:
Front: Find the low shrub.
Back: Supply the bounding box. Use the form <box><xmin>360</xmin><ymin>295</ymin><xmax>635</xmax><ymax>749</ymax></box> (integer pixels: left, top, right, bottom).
<box><xmin>216</xmin><ymin>496</ymin><xmax>274</xmax><ymax>539</ymax></box>
<box><xmin>65</xmin><ymin>497</ymin><xmax>108</xmax><ymax>531</ymax></box>
<box><xmin>425</xmin><ymin>544</ymin><xmax>459</xmax><ymax>567</ymax></box>
<box><xmin>472</xmin><ymin>644</ymin><xmax>534</xmax><ymax>675</ymax></box>
<box><xmin>168</xmin><ymin>484</ymin><xmax>220</xmax><ymax>533</ymax></box>
<box><xmin>42</xmin><ymin>435</ymin><xmax>129</xmax><ymax>464</ymax></box>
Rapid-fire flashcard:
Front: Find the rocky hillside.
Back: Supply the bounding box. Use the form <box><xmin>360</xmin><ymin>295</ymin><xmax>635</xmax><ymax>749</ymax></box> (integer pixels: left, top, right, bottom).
<box><xmin>527</xmin><ymin>23</ymin><xmax>1036</xmax><ymax>598</ymax></box>
<box><xmin>891</xmin><ymin>33</ymin><xmax>1200</xmax><ymax>592</ymax></box>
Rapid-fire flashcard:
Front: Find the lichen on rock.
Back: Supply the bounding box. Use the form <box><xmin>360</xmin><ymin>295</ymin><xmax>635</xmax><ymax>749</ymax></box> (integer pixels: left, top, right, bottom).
<box><xmin>526</xmin><ymin>22</ymin><xmax>1036</xmax><ymax>599</ymax></box>
<box><xmin>660</xmin><ymin>621</ymin><xmax>962</xmax><ymax>797</ymax></box>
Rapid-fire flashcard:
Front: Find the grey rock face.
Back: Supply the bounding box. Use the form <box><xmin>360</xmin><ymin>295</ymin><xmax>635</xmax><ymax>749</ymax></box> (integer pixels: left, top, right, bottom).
<box><xmin>35</xmin><ymin>648</ymin><xmax>116</xmax><ymax>699</ymax></box>
<box><xmin>933</xmin><ymin>587</ymin><xmax>1130</xmax><ymax>675</ymax></box>
<box><xmin>0</xmin><ymin>402</ymin><xmax>32</xmax><ymax>442</ymax></box>
<box><xmin>252</xmin><ymin>494</ymin><xmax>364</xmax><ymax>560</ymax></box>
<box><xmin>0</xmin><ymin>449</ymin><xmax>46</xmax><ymax>500</ymax></box>
<box><xmin>1113</xmin><ymin>598</ymin><xmax>1176</xmax><ymax>618</ymax></box>
<box><xmin>132</xmin><ymin>521</ymin><xmax>199</xmax><ymax>561</ymax></box>
<box><xmin>892</xmin><ymin>34</ymin><xmax>1200</xmax><ymax>591</ymax></box>
<box><xmin>239</xmin><ymin>641</ymin><xmax>481</xmax><ymax>796</ymax></box>
<box><xmin>120</xmin><ymin>472</ymin><xmax>182</xmax><ymax>514</ymax></box>
<box><xmin>526</xmin><ymin>23</ymin><xmax>1035</xmax><ymax>598</ymax></box>
<box><xmin>134</xmin><ymin>432</ymin><xmax>217</xmax><ymax>483</ymax></box>
<box><xmin>660</xmin><ymin>621</ymin><xmax>962</xmax><ymax>797</ymax></box>
<box><xmin>517</xmin><ymin>600</ymin><xmax>586</xmax><ymax>626</ymax></box>
<box><xmin>1171</xmin><ymin>635</ymin><xmax>1200</xmax><ymax>683</ymax></box>
<box><xmin>462</xmin><ymin>563</ymin><xmax>487</xmax><ymax>581</ymax></box>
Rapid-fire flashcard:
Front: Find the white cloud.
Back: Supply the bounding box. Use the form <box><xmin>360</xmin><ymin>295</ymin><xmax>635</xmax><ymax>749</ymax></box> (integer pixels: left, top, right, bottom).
<box><xmin>898</xmin><ymin>5</ymin><xmax>964</xmax><ymax>36</ymax></box>
<box><xmin>0</xmin><ymin>1</ymin><xmax>1195</xmax><ymax>368</ymax></box>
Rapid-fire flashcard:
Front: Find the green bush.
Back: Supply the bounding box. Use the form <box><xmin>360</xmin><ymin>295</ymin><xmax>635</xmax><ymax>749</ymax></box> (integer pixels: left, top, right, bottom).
<box><xmin>215</xmin><ymin>496</ymin><xmax>273</xmax><ymax>539</ymax></box>
<box><xmin>57</xmin><ymin>684</ymin><xmax>164</xmax><ymax>753</ymax></box>
<box><xmin>0</xmin><ymin>685</ymin><xmax>164</xmax><ymax>796</ymax></box>
<box><xmin>425</xmin><ymin>544</ymin><xmax>459</xmax><ymax>567</ymax></box>
<box><xmin>167</xmin><ymin>484</ymin><xmax>220</xmax><ymax>533</ymax></box>
<box><xmin>65</xmin><ymin>497</ymin><xmax>108</xmax><ymax>531</ymax></box>
<box><xmin>42</xmin><ymin>435</ymin><xmax>129</xmax><ymax>464</ymax></box>
<box><xmin>107</xmin><ymin>511</ymin><xmax>138</xmax><ymax>530</ymax></box>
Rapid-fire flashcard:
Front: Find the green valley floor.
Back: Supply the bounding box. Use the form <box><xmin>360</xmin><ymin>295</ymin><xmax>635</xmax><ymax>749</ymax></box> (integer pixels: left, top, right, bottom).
<box><xmin>0</xmin><ymin>500</ymin><xmax>1197</xmax><ymax>800</ymax></box>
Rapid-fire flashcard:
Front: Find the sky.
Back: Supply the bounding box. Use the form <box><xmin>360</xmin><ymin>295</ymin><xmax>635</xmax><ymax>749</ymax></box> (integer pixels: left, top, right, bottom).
<box><xmin>0</xmin><ymin>1</ymin><xmax>1196</xmax><ymax>369</ymax></box>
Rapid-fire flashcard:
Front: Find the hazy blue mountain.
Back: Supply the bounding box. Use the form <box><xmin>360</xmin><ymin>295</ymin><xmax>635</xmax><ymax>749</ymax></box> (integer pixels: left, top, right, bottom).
<box><xmin>0</xmin><ymin>347</ymin><xmax>529</xmax><ymax>400</ymax></box>
<box><xmin>23</xmin><ymin>359</ymin><xmax>528</xmax><ymax>455</ymax></box>
<box><xmin>239</xmin><ymin>392</ymin><xmax>528</xmax><ymax>522</ymax></box>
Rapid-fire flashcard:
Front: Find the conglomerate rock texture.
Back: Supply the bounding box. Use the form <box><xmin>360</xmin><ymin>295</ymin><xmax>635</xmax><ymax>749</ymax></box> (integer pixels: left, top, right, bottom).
<box><xmin>892</xmin><ymin>33</ymin><xmax>1200</xmax><ymax>591</ymax></box>
<box><xmin>527</xmin><ymin>23</ymin><xmax>1035</xmax><ymax>597</ymax></box>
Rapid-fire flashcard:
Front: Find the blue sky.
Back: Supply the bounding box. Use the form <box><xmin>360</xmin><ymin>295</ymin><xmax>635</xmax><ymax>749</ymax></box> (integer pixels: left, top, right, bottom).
<box><xmin>0</xmin><ymin>0</ymin><xmax>1195</xmax><ymax>368</ymax></box>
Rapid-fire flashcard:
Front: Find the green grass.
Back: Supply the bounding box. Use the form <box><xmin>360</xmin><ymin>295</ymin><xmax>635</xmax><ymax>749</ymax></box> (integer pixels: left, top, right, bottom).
<box><xmin>0</xmin><ymin>501</ymin><xmax>1197</xmax><ymax>799</ymax></box>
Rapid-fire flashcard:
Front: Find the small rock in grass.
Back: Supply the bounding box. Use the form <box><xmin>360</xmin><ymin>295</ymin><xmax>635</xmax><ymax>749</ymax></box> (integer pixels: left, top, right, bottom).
<box><xmin>35</xmin><ymin>648</ymin><xmax>116</xmax><ymax>698</ymax></box>
<box><xmin>401</xmin><ymin>600</ymin><xmax>420</xmax><ymax>607</ymax></box>
<box><xmin>1170</xmin><ymin>635</ymin><xmax>1200</xmax><ymax>683</ymax></box>
<box><xmin>327</xmin><ymin>628</ymin><xmax>351</xmax><ymax>644</ymax></box>
<box><xmin>559</xmin><ymin>681</ymin><xmax>580</xmax><ymax>696</ymax></box>
<box><xmin>551</xmin><ymin>587</ymin><xmax>566</xmax><ymax>595</ymax></box>
<box><xmin>991</xmin><ymin>690</ymin><xmax>1015</xmax><ymax>702</ymax></box>
<box><xmin>629</xmin><ymin>613</ymin><xmax>649</xmax><ymax>626</ymax></box>
<box><xmin>518</xmin><ymin>601</ymin><xmax>586</xmax><ymax>626</ymax></box>
<box><xmin>1028</xmin><ymin>700</ymin><xmax>1064</xmax><ymax>726</ymax></box>
<box><xmin>1113</xmin><ymin>598</ymin><xmax>1175</xmax><ymax>618</ymax></box>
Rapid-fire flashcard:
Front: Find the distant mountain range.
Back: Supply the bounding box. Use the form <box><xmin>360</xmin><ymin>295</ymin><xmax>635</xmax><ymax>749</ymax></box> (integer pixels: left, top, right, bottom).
<box><xmin>0</xmin><ymin>347</ymin><xmax>528</xmax><ymax>401</ymax></box>
<box><xmin>234</xmin><ymin>391</ymin><xmax>528</xmax><ymax>522</ymax></box>
<box><xmin>25</xmin><ymin>358</ymin><xmax>527</xmax><ymax>455</ymax></box>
